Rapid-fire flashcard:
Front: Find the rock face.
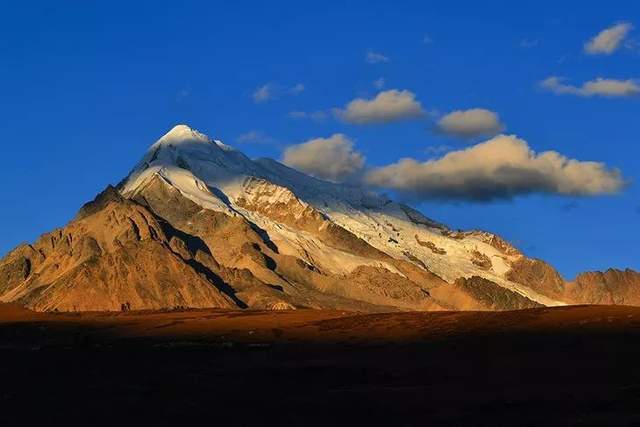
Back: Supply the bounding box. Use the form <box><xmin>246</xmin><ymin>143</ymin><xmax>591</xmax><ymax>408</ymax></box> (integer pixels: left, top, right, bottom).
<box><xmin>0</xmin><ymin>124</ymin><xmax>637</xmax><ymax>312</ymax></box>
<box><xmin>453</xmin><ymin>276</ymin><xmax>543</xmax><ymax>311</ymax></box>
<box><xmin>506</xmin><ymin>260</ymin><xmax>640</xmax><ymax>306</ymax></box>
<box><xmin>0</xmin><ymin>191</ymin><xmax>235</xmax><ymax>311</ymax></box>
<box><xmin>565</xmin><ymin>269</ymin><xmax>640</xmax><ymax>305</ymax></box>
<box><xmin>506</xmin><ymin>257</ymin><xmax>566</xmax><ymax>300</ymax></box>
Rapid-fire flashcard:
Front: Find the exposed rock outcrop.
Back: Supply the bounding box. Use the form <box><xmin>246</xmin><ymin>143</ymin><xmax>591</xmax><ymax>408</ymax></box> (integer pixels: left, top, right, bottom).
<box><xmin>566</xmin><ymin>269</ymin><xmax>640</xmax><ymax>305</ymax></box>
<box><xmin>0</xmin><ymin>195</ymin><xmax>235</xmax><ymax>311</ymax></box>
<box><xmin>506</xmin><ymin>257</ymin><xmax>566</xmax><ymax>300</ymax></box>
<box><xmin>454</xmin><ymin>276</ymin><xmax>543</xmax><ymax>311</ymax></box>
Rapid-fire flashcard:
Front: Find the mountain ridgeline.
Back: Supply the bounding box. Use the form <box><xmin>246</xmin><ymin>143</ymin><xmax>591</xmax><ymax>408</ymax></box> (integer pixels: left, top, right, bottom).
<box><xmin>1</xmin><ymin>125</ymin><xmax>638</xmax><ymax>312</ymax></box>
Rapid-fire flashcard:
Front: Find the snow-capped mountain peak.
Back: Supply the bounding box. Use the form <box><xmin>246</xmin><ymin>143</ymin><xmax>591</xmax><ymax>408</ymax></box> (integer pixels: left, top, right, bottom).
<box><xmin>2</xmin><ymin>124</ymin><xmax>636</xmax><ymax>312</ymax></box>
<box><xmin>117</xmin><ymin>125</ymin><xmax>567</xmax><ymax>307</ymax></box>
<box><xmin>157</xmin><ymin>124</ymin><xmax>213</xmax><ymax>147</ymax></box>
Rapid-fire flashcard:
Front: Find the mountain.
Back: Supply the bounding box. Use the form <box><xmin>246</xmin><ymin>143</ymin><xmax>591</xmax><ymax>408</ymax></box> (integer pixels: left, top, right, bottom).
<box><xmin>0</xmin><ymin>124</ymin><xmax>636</xmax><ymax>312</ymax></box>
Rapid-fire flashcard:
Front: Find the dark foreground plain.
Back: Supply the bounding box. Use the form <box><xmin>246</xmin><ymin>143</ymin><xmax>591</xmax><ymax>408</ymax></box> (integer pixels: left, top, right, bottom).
<box><xmin>1</xmin><ymin>304</ymin><xmax>640</xmax><ymax>426</ymax></box>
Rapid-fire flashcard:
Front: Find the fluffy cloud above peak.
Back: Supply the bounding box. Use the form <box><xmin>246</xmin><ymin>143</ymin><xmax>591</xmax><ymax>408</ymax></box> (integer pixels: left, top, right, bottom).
<box><xmin>366</xmin><ymin>135</ymin><xmax>624</xmax><ymax>201</ymax></box>
<box><xmin>335</xmin><ymin>89</ymin><xmax>425</xmax><ymax>124</ymax></box>
<box><xmin>584</xmin><ymin>22</ymin><xmax>634</xmax><ymax>55</ymax></box>
<box><xmin>282</xmin><ymin>134</ymin><xmax>365</xmax><ymax>182</ymax></box>
<box><xmin>437</xmin><ymin>108</ymin><xmax>505</xmax><ymax>138</ymax></box>
<box><xmin>541</xmin><ymin>76</ymin><xmax>640</xmax><ymax>98</ymax></box>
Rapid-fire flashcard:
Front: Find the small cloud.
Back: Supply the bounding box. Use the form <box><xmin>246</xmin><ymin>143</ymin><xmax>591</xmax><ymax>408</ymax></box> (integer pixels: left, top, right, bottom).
<box><xmin>287</xmin><ymin>110</ymin><xmax>328</xmax><ymax>122</ymax></box>
<box><xmin>436</xmin><ymin>108</ymin><xmax>505</xmax><ymax>139</ymax></box>
<box><xmin>288</xmin><ymin>83</ymin><xmax>305</xmax><ymax>95</ymax></box>
<box><xmin>236</xmin><ymin>130</ymin><xmax>275</xmax><ymax>144</ymax></box>
<box><xmin>366</xmin><ymin>50</ymin><xmax>390</xmax><ymax>64</ymax></box>
<box><xmin>541</xmin><ymin>76</ymin><xmax>640</xmax><ymax>98</ymax></box>
<box><xmin>283</xmin><ymin>134</ymin><xmax>365</xmax><ymax>182</ymax></box>
<box><xmin>373</xmin><ymin>78</ymin><xmax>386</xmax><ymax>89</ymax></box>
<box><xmin>422</xmin><ymin>35</ymin><xmax>433</xmax><ymax>45</ymax></box>
<box><xmin>585</xmin><ymin>22</ymin><xmax>634</xmax><ymax>55</ymax></box>
<box><xmin>520</xmin><ymin>38</ymin><xmax>540</xmax><ymax>48</ymax></box>
<box><xmin>335</xmin><ymin>89</ymin><xmax>425</xmax><ymax>124</ymax></box>
<box><xmin>365</xmin><ymin>134</ymin><xmax>625</xmax><ymax>202</ymax></box>
<box><xmin>252</xmin><ymin>84</ymin><xmax>273</xmax><ymax>103</ymax></box>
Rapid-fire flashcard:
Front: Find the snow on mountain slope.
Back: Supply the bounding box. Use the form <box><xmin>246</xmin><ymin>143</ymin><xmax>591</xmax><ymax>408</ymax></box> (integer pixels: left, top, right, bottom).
<box><xmin>121</xmin><ymin>124</ymin><xmax>566</xmax><ymax>307</ymax></box>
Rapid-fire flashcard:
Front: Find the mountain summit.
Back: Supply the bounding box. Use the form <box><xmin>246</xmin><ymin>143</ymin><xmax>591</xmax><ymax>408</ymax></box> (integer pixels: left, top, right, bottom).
<box><xmin>1</xmin><ymin>125</ymin><xmax>638</xmax><ymax>312</ymax></box>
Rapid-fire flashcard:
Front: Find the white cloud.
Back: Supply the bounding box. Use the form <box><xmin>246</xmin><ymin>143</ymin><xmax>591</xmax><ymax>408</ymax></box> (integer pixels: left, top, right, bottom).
<box><xmin>366</xmin><ymin>51</ymin><xmax>390</xmax><ymax>64</ymax></box>
<box><xmin>373</xmin><ymin>77</ymin><xmax>386</xmax><ymax>89</ymax></box>
<box><xmin>541</xmin><ymin>76</ymin><xmax>640</xmax><ymax>97</ymax></box>
<box><xmin>252</xmin><ymin>84</ymin><xmax>272</xmax><ymax>103</ymax></box>
<box><xmin>437</xmin><ymin>108</ymin><xmax>505</xmax><ymax>138</ymax></box>
<box><xmin>581</xmin><ymin>78</ymin><xmax>640</xmax><ymax>96</ymax></box>
<box><xmin>366</xmin><ymin>134</ymin><xmax>624</xmax><ymax>201</ymax></box>
<box><xmin>335</xmin><ymin>89</ymin><xmax>425</xmax><ymax>124</ymax></box>
<box><xmin>282</xmin><ymin>134</ymin><xmax>365</xmax><ymax>182</ymax></box>
<box><xmin>585</xmin><ymin>22</ymin><xmax>634</xmax><ymax>55</ymax></box>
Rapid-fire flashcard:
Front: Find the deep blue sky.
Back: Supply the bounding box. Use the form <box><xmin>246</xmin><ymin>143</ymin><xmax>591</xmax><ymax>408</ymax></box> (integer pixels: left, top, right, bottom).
<box><xmin>1</xmin><ymin>1</ymin><xmax>638</xmax><ymax>278</ymax></box>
